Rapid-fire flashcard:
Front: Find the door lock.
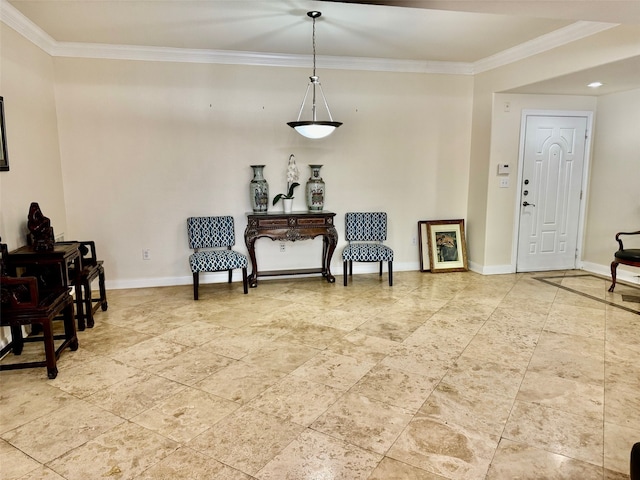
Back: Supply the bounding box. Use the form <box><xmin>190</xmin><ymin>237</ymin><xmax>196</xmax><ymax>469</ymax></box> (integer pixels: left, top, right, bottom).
<box><xmin>522</xmin><ymin>201</ymin><xmax>536</xmax><ymax>207</ymax></box>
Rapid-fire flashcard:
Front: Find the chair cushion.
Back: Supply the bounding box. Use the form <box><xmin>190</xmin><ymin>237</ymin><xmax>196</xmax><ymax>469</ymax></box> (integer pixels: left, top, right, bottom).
<box><xmin>189</xmin><ymin>250</ymin><xmax>248</xmax><ymax>273</ymax></box>
<box><xmin>615</xmin><ymin>249</ymin><xmax>640</xmax><ymax>262</ymax></box>
<box><xmin>343</xmin><ymin>243</ymin><xmax>394</xmax><ymax>262</ymax></box>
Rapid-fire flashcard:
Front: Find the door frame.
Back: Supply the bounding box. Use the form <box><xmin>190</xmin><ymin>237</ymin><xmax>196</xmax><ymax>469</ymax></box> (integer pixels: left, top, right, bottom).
<box><xmin>510</xmin><ymin>109</ymin><xmax>594</xmax><ymax>272</ymax></box>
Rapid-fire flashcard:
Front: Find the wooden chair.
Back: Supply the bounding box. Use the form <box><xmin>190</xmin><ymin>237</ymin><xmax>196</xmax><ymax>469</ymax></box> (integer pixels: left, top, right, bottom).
<box><xmin>60</xmin><ymin>241</ymin><xmax>108</xmax><ymax>329</ymax></box>
<box><xmin>342</xmin><ymin>212</ymin><xmax>394</xmax><ymax>286</ymax></box>
<box><xmin>609</xmin><ymin>230</ymin><xmax>640</xmax><ymax>292</ymax></box>
<box><xmin>1</xmin><ymin>242</ymin><xmax>78</xmax><ymax>379</ymax></box>
<box><xmin>187</xmin><ymin>216</ymin><xmax>248</xmax><ymax>299</ymax></box>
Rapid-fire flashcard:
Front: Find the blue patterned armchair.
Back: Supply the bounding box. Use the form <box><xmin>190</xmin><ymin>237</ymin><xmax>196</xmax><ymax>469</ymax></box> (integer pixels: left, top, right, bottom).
<box><xmin>342</xmin><ymin>212</ymin><xmax>394</xmax><ymax>286</ymax></box>
<box><xmin>187</xmin><ymin>216</ymin><xmax>248</xmax><ymax>299</ymax></box>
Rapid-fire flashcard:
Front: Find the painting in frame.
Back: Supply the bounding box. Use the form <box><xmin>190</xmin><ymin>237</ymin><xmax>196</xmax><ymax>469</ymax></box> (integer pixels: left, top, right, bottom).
<box><xmin>422</xmin><ymin>219</ymin><xmax>468</xmax><ymax>273</ymax></box>
<box><xmin>0</xmin><ymin>96</ymin><xmax>8</xmax><ymax>172</ymax></box>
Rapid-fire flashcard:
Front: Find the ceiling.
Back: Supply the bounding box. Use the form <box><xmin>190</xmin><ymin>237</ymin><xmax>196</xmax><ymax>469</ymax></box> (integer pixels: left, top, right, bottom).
<box><xmin>5</xmin><ymin>0</ymin><xmax>640</xmax><ymax>95</ymax></box>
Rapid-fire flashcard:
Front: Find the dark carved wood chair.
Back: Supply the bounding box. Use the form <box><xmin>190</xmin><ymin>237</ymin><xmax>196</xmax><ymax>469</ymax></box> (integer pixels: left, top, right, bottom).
<box><xmin>609</xmin><ymin>230</ymin><xmax>640</xmax><ymax>292</ymax></box>
<box><xmin>59</xmin><ymin>241</ymin><xmax>108</xmax><ymax>329</ymax></box>
<box><xmin>1</xmin><ymin>242</ymin><xmax>78</xmax><ymax>379</ymax></box>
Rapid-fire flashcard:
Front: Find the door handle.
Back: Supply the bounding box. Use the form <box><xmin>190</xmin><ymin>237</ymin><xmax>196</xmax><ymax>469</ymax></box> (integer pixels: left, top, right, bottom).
<box><xmin>522</xmin><ymin>201</ymin><xmax>536</xmax><ymax>207</ymax></box>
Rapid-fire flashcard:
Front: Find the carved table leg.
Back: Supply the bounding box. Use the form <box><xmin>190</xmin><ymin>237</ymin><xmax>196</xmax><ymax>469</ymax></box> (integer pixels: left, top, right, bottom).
<box><xmin>323</xmin><ymin>227</ymin><xmax>338</xmax><ymax>283</ymax></box>
<box><xmin>245</xmin><ymin>234</ymin><xmax>259</xmax><ymax>288</ymax></box>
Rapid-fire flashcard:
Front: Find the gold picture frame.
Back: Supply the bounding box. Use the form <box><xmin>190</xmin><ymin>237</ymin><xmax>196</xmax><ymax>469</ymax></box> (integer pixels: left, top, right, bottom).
<box><xmin>419</xmin><ymin>219</ymin><xmax>468</xmax><ymax>273</ymax></box>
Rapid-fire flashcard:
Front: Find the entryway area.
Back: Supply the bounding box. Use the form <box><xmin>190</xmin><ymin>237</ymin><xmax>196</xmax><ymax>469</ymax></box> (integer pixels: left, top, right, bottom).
<box><xmin>515</xmin><ymin>111</ymin><xmax>592</xmax><ymax>272</ymax></box>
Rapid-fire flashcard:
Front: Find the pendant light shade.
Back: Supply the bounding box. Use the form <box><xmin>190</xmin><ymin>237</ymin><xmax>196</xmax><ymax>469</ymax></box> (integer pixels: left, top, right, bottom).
<box><xmin>287</xmin><ymin>11</ymin><xmax>342</xmax><ymax>139</ymax></box>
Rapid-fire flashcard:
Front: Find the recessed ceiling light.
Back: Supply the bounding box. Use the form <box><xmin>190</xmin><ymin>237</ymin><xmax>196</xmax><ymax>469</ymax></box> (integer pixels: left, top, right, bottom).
<box><xmin>587</xmin><ymin>82</ymin><xmax>604</xmax><ymax>88</ymax></box>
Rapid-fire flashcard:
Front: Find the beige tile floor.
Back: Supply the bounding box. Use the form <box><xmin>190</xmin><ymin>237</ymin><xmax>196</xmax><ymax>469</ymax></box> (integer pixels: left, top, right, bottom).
<box><xmin>1</xmin><ymin>270</ymin><xmax>639</xmax><ymax>480</ymax></box>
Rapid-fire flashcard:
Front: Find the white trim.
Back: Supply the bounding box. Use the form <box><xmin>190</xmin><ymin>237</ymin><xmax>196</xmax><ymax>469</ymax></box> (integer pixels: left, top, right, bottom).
<box><xmin>512</xmin><ymin>110</ymin><xmax>594</xmax><ymax>273</ymax></box>
<box><xmin>468</xmin><ymin>261</ymin><xmax>514</xmax><ymax>275</ymax></box>
<box><xmin>0</xmin><ymin>0</ymin><xmax>616</xmax><ymax>75</ymax></box>
<box><xmin>474</xmin><ymin>21</ymin><xmax>616</xmax><ymax>73</ymax></box>
<box><xmin>106</xmin><ymin>261</ymin><xmax>420</xmax><ymax>290</ymax></box>
<box><xmin>581</xmin><ymin>261</ymin><xmax>640</xmax><ymax>286</ymax></box>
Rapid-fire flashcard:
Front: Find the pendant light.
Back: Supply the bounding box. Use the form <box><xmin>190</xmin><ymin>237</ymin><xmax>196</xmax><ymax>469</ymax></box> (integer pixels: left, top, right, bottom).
<box><xmin>287</xmin><ymin>11</ymin><xmax>342</xmax><ymax>139</ymax></box>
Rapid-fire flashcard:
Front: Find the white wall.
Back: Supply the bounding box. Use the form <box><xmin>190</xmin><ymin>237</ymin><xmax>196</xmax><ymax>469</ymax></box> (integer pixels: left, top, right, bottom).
<box><xmin>0</xmin><ymin>26</ymin><xmax>67</xmax><ymax>248</ymax></box>
<box><xmin>582</xmin><ymin>88</ymin><xmax>640</xmax><ymax>283</ymax></box>
<box><xmin>52</xmin><ymin>58</ymin><xmax>473</xmax><ymax>288</ymax></box>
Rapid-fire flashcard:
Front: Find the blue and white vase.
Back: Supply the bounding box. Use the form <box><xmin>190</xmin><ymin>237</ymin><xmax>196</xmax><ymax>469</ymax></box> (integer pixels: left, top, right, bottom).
<box><xmin>250</xmin><ymin>165</ymin><xmax>269</xmax><ymax>212</ymax></box>
<box><xmin>306</xmin><ymin>164</ymin><xmax>325</xmax><ymax>211</ymax></box>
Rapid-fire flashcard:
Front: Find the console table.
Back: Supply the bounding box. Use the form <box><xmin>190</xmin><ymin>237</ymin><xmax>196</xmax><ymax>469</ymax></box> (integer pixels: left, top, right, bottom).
<box><xmin>244</xmin><ymin>211</ymin><xmax>338</xmax><ymax>287</ymax></box>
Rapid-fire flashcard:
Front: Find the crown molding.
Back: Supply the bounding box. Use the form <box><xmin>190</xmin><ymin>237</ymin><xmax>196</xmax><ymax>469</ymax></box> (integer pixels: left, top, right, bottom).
<box><xmin>1</xmin><ymin>0</ymin><xmax>56</xmax><ymax>54</ymax></box>
<box><xmin>473</xmin><ymin>21</ymin><xmax>616</xmax><ymax>73</ymax></box>
<box><xmin>0</xmin><ymin>0</ymin><xmax>616</xmax><ymax>76</ymax></box>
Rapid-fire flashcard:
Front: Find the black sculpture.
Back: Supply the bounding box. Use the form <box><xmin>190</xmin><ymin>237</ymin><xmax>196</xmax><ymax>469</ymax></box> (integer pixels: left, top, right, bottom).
<box><xmin>27</xmin><ymin>202</ymin><xmax>55</xmax><ymax>251</ymax></box>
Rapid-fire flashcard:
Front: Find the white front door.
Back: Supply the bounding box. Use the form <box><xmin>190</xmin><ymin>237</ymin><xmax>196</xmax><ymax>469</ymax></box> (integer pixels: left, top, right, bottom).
<box><xmin>516</xmin><ymin>114</ymin><xmax>589</xmax><ymax>272</ymax></box>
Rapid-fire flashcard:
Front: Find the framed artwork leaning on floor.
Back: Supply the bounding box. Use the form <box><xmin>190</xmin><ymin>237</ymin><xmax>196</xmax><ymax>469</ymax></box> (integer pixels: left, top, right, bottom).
<box><xmin>419</xmin><ymin>219</ymin><xmax>468</xmax><ymax>273</ymax></box>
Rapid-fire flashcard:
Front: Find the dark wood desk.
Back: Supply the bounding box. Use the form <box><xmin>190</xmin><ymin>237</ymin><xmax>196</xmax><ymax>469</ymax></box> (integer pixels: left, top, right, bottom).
<box><xmin>244</xmin><ymin>211</ymin><xmax>338</xmax><ymax>287</ymax></box>
<box><xmin>5</xmin><ymin>243</ymin><xmax>85</xmax><ymax>325</ymax></box>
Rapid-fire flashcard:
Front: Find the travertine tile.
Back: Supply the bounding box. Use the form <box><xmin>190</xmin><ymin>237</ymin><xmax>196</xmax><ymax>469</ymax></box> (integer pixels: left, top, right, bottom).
<box><xmin>516</xmin><ymin>370</ymin><xmax>604</xmax><ymax>419</ymax></box>
<box><xmin>368</xmin><ymin>457</ymin><xmax>448</xmax><ymax>479</ymax></box>
<box><xmin>1</xmin><ymin>399</ymin><xmax>124</xmax><ymax>463</ymax></box>
<box><xmin>86</xmin><ymin>371</ymin><xmax>187</xmax><ymax>419</ymax></box>
<box><xmin>137</xmin><ymin>446</ymin><xmax>252</xmax><ymax>479</ymax></box>
<box><xmin>257</xmin><ymin>429</ymin><xmax>381</xmax><ymax>480</ymax></box>
<box><xmin>188</xmin><ymin>407</ymin><xmax>304</xmax><ymax>476</ymax></box>
<box><xmin>0</xmin><ymin>438</ymin><xmax>42</xmax><ymax>479</ymax></box>
<box><xmin>311</xmin><ymin>392</ymin><xmax>413</xmax><ymax>454</ymax></box>
<box><xmin>291</xmin><ymin>350</ymin><xmax>375</xmax><ymax>390</ymax></box>
<box><xmin>503</xmin><ymin>401</ymin><xmax>604</xmax><ymax>465</ymax></box>
<box><xmin>47</xmin><ymin>422</ymin><xmax>179</xmax><ymax>480</ymax></box>
<box><xmin>130</xmin><ymin>387</ymin><xmax>239</xmax><ymax>443</ymax></box>
<box><xmin>486</xmin><ymin>439</ymin><xmax>604</xmax><ymax>479</ymax></box>
<box><xmin>1</xmin><ymin>271</ymin><xmax>637</xmax><ymax>480</ymax></box>
<box><xmin>195</xmin><ymin>360</ymin><xmax>287</xmax><ymax>404</ymax></box>
<box><xmin>247</xmin><ymin>375</ymin><xmax>343</xmax><ymax>426</ymax></box>
<box><xmin>387</xmin><ymin>413</ymin><xmax>499</xmax><ymax>480</ymax></box>
<box><xmin>350</xmin><ymin>364</ymin><xmax>438</xmax><ymax>413</ymax></box>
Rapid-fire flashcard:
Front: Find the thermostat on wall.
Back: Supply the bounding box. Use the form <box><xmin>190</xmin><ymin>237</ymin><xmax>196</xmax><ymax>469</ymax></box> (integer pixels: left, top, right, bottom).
<box><xmin>497</xmin><ymin>164</ymin><xmax>511</xmax><ymax>175</ymax></box>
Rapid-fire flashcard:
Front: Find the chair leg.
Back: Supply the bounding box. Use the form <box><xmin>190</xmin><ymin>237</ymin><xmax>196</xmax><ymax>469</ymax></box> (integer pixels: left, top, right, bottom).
<box><xmin>64</xmin><ymin>303</ymin><xmax>79</xmax><ymax>351</ymax></box>
<box><xmin>41</xmin><ymin>320</ymin><xmax>58</xmax><ymax>379</ymax></box>
<box><xmin>349</xmin><ymin>260</ymin><xmax>353</xmax><ymax>276</ymax></box>
<box><xmin>98</xmin><ymin>268</ymin><xmax>108</xmax><ymax>311</ymax></box>
<box><xmin>193</xmin><ymin>272</ymin><xmax>199</xmax><ymax>300</ymax></box>
<box><xmin>242</xmin><ymin>267</ymin><xmax>248</xmax><ymax>294</ymax></box>
<box><xmin>75</xmin><ymin>285</ymin><xmax>86</xmax><ymax>331</ymax></box>
<box><xmin>609</xmin><ymin>260</ymin><xmax>619</xmax><ymax>292</ymax></box>
<box><xmin>343</xmin><ymin>261</ymin><xmax>348</xmax><ymax>286</ymax></box>
<box><xmin>82</xmin><ymin>279</ymin><xmax>94</xmax><ymax>328</ymax></box>
<box><xmin>228</xmin><ymin>269</ymin><xmax>233</xmax><ymax>284</ymax></box>
<box><xmin>379</xmin><ymin>261</ymin><xmax>383</xmax><ymax>276</ymax></box>
<box><xmin>388</xmin><ymin>261</ymin><xmax>393</xmax><ymax>286</ymax></box>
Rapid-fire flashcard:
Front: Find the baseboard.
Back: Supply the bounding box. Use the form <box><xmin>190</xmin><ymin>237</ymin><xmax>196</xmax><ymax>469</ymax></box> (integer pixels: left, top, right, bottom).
<box><xmin>468</xmin><ymin>261</ymin><xmax>515</xmax><ymax>275</ymax></box>
<box><xmin>581</xmin><ymin>261</ymin><xmax>640</xmax><ymax>287</ymax></box>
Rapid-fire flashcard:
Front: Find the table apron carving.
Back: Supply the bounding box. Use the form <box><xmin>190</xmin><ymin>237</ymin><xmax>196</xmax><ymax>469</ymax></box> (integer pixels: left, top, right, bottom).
<box><xmin>245</xmin><ymin>212</ymin><xmax>338</xmax><ymax>287</ymax></box>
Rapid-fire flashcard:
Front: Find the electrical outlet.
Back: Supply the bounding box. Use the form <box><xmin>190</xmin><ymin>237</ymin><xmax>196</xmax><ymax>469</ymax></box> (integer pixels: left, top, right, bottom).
<box><xmin>280</xmin><ymin>243</ymin><xmax>286</xmax><ymax>252</ymax></box>
<box><xmin>142</xmin><ymin>249</ymin><xmax>151</xmax><ymax>260</ymax></box>
<box><xmin>500</xmin><ymin>177</ymin><xmax>509</xmax><ymax>188</ymax></box>
<box><xmin>412</xmin><ymin>236</ymin><xmax>417</xmax><ymax>245</ymax></box>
